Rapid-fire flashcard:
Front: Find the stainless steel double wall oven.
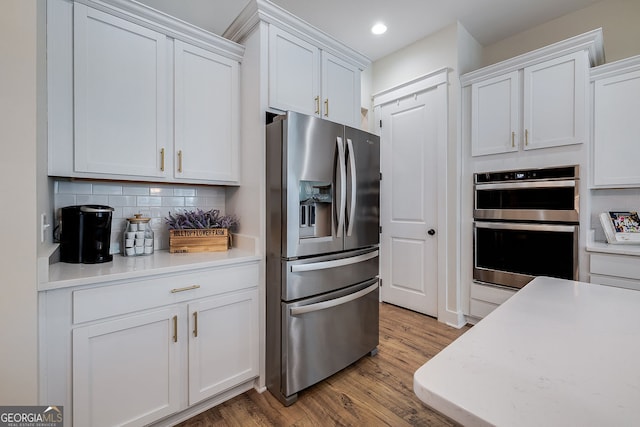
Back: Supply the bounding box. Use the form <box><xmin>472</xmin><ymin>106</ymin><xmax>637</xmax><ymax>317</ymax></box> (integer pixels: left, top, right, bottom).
<box><xmin>473</xmin><ymin>165</ymin><xmax>580</xmax><ymax>289</ymax></box>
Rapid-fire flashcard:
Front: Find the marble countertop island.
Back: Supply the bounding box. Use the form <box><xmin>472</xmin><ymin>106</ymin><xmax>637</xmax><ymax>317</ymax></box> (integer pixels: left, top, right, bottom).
<box><xmin>414</xmin><ymin>276</ymin><xmax>640</xmax><ymax>426</ymax></box>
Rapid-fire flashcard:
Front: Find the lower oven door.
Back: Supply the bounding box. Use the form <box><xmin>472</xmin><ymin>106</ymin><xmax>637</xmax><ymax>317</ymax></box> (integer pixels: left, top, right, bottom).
<box><xmin>474</xmin><ymin>221</ymin><xmax>578</xmax><ymax>289</ymax></box>
<box><xmin>282</xmin><ymin>278</ymin><xmax>379</xmax><ymax>399</ymax></box>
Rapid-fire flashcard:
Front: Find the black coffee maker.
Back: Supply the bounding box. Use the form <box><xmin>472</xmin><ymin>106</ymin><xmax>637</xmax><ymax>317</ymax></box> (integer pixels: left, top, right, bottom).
<box><xmin>60</xmin><ymin>205</ymin><xmax>115</xmax><ymax>263</ymax></box>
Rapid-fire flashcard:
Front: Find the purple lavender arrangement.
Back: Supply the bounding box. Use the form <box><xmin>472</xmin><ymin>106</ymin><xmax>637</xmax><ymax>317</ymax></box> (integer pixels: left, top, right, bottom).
<box><xmin>165</xmin><ymin>209</ymin><xmax>239</xmax><ymax>232</ymax></box>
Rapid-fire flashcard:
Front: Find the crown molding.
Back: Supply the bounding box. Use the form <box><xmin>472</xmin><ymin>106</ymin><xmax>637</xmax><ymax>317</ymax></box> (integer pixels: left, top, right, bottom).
<box><xmin>224</xmin><ymin>0</ymin><xmax>370</xmax><ymax>70</ymax></box>
<box><xmin>77</xmin><ymin>0</ymin><xmax>244</xmax><ymax>61</ymax></box>
<box><xmin>590</xmin><ymin>54</ymin><xmax>640</xmax><ymax>81</ymax></box>
<box><xmin>461</xmin><ymin>28</ymin><xmax>604</xmax><ymax>86</ymax></box>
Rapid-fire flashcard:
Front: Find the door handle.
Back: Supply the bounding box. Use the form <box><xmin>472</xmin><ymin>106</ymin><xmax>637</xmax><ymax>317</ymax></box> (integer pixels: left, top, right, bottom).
<box><xmin>172</xmin><ymin>315</ymin><xmax>178</xmax><ymax>343</ymax></box>
<box><xmin>289</xmin><ymin>282</ymin><xmax>378</xmax><ymax>316</ymax></box>
<box><xmin>290</xmin><ymin>250</ymin><xmax>378</xmax><ymax>272</ymax></box>
<box><xmin>193</xmin><ymin>311</ymin><xmax>198</xmax><ymax>338</ymax></box>
<box><xmin>427</xmin><ymin>229</ymin><xmax>436</xmax><ymax>236</ymax></box>
<box><xmin>336</xmin><ymin>137</ymin><xmax>346</xmax><ymax>237</ymax></box>
<box><xmin>346</xmin><ymin>138</ymin><xmax>357</xmax><ymax>237</ymax></box>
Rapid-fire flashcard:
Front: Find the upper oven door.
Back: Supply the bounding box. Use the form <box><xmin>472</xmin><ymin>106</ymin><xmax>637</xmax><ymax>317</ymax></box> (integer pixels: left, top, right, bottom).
<box><xmin>474</xmin><ymin>179</ymin><xmax>579</xmax><ymax>222</ymax></box>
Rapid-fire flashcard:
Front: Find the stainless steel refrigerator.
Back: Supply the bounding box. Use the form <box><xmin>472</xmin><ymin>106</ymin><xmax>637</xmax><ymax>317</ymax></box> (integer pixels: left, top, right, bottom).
<box><xmin>266</xmin><ymin>111</ymin><xmax>380</xmax><ymax>406</ymax></box>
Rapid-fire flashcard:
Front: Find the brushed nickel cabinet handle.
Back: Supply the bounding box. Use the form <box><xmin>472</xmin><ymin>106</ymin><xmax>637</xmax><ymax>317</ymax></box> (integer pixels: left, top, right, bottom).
<box><xmin>315</xmin><ymin>96</ymin><xmax>320</xmax><ymax>115</ymax></box>
<box><xmin>170</xmin><ymin>284</ymin><xmax>200</xmax><ymax>293</ymax></box>
<box><xmin>160</xmin><ymin>148</ymin><xmax>165</xmax><ymax>172</ymax></box>
<box><xmin>525</xmin><ymin>129</ymin><xmax>529</xmax><ymax>146</ymax></box>
<box><xmin>177</xmin><ymin>150</ymin><xmax>183</xmax><ymax>173</ymax></box>
<box><xmin>324</xmin><ymin>98</ymin><xmax>329</xmax><ymax>117</ymax></box>
<box><xmin>511</xmin><ymin>132</ymin><xmax>515</xmax><ymax>148</ymax></box>
<box><xmin>172</xmin><ymin>315</ymin><xmax>178</xmax><ymax>343</ymax></box>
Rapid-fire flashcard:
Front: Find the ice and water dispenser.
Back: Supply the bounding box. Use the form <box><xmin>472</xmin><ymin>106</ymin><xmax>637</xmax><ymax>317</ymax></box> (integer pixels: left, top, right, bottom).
<box><xmin>299</xmin><ymin>181</ymin><xmax>332</xmax><ymax>239</ymax></box>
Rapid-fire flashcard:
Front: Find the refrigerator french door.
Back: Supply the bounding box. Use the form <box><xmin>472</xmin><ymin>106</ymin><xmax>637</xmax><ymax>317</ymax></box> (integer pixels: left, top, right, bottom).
<box><xmin>266</xmin><ymin>111</ymin><xmax>380</xmax><ymax>406</ymax></box>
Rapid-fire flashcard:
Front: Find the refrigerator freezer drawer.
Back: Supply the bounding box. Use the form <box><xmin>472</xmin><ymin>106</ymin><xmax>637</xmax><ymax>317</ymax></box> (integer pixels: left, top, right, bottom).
<box><xmin>283</xmin><ymin>248</ymin><xmax>379</xmax><ymax>301</ymax></box>
<box><xmin>282</xmin><ymin>279</ymin><xmax>379</xmax><ymax>399</ymax></box>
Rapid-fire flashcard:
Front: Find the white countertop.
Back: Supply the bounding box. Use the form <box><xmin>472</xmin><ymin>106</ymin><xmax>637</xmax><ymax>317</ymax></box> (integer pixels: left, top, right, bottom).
<box><xmin>586</xmin><ymin>240</ymin><xmax>640</xmax><ymax>256</ymax></box>
<box><xmin>41</xmin><ymin>248</ymin><xmax>260</xmax><ymax>291</ymax></box>
<box><xmin>414</xmin><ymin>276</ymin><xmax>640</xmax><ymax>427</ymax></box>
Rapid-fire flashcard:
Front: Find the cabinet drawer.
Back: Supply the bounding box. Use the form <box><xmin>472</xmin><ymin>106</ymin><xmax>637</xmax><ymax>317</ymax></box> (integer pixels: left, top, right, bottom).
<box><xmin>470</xmin><ymin>282</ymin><xmax>516</xmax><ymax>305</ymax></box>
<box><xmin>590</xmin><ymin>273</ymin><xmax>640</xmax><ymax>291</ymax></box>
<box><xmin>590</xmin><ymin>253</ymin><xmax>640</xmax><ymax>281</ymax></box>
<box><xmin>469</xmin><ymin>299</ymin><xmax>499</xmax><ymax>319</ymax></box>
<box><xmin>73</xmin><ymin>262</ymin><xmax>259</xmax><ymax>324</ymax></box>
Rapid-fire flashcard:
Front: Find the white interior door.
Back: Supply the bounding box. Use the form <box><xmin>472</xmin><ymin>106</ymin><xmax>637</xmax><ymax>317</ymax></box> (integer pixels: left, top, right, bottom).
<box><xmin>379</xmin><ymin>88</ymin><xmax>440</xmax><ymax>317</ymax></box>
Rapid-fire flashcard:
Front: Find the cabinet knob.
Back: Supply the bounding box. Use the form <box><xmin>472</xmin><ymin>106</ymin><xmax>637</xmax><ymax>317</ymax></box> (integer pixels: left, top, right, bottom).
<box><xmin>427</xmin><ymin>229</ymin><xmax>436</xmax><ymax>236</ymax></box>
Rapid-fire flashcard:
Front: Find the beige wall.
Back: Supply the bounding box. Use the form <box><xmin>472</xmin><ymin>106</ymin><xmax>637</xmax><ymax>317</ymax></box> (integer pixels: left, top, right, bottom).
<box><xmin>372</xmin><ymin>24</ymin><xmax>458</xmax><ymax>96</ymax></box>
<box><xmin>482</xmin><ymin>0</ymin><xmax>640</xmax><ymax>66</ymax></box>
<box><xmin>0</xmin><ymin>1</ymin><xmax>40</xmax><ymax>404</ymax></box>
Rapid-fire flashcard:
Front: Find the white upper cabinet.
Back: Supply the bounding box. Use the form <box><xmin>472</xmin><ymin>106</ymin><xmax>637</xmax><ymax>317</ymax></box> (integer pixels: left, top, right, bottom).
<box><xmin>48</xmin><ymin>0</ymin><xmax>244</xmax><ymax>184</ymax></box>
<box><xmin>322</xmin><ymin>51</ymin><xmax>361</xmax><ymax>126</ymax></box>
<box><xmin>267</xmin><ymin>23</ymin><xmax>364</xmax><ymax>127</ymax></box>
<box><xmin>269</xmin><ymin>26</ymin><xmax>320</xmax><ymax>117</ymax></box>
<box><xmin>591</xmin><ymin>56</ymin><xmax>640</xmax><ymax>187</ymax></box>
<box><xmin>523</xmin><ymin>52</ymin><xmax>587</xmax><ymax>151</ymax></box>
<box><xmin>174</xmin><ymin>41</ymin><xmax>239</xmax><ymax>183</ymax></box>
<box><xmin>463</xmin><ymin>30</ymin><xmax>602</xmax><ymax>158</ymax></box>
<box><xmin>73</xmin><ymin>4</ymin><xmax>167</xmax><ymax>178</ymax></box>
<box><xmin>471</xmin><ymin>71</ymin><xmax>520</xmax><ymax>156</ymax></box>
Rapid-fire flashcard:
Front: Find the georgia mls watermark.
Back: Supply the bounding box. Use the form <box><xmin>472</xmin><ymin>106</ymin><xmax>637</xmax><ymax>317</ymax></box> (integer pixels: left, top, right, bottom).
<box><xmin>0</xmin><ymin>406</ymin><xmax>63</xmax><ymax>427</ymax></box>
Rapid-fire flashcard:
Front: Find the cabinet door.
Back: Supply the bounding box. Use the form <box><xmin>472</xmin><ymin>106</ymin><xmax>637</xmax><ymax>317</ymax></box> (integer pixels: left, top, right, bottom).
<box><xmin>593</xmin><ymin>69</ymin><xmax>640</xmax><ymax>186</ymax></box>
<box><xmin>174</xmin><ymin>41</ymin><xmax>240</xmax><ymax>183</ymax></box>
<box><xmin>73</xmin><ymin>4</ymin><xmax>167</xmax><ymax>178</ymax></box>
<box><xmin>73</xmin><ymin>308</ymin><xmax>181</xmax><ymax>427</ymax></box>
<box><xmin>269</xmin><ymin>26</ymin><xmax>320</xmax><ymax>116</ymax></box>
<box><xmin>471</xmin><ymin>71</ymin><xmax>520</xmax><ymax>156</ymax></box>
<box><xmin>523</xmin><ymin>52</ymin><xmax>587</xmax><ymax>150</ymax></box>
<box><xmin>188</xmin><ymin>289</ymin><xmax>259</xmax><ymax>405</ymax></box>
<box><xmin>321</xmin><ymin>52</ymin><xmax>361</xmax><ymax>127</ymax></box>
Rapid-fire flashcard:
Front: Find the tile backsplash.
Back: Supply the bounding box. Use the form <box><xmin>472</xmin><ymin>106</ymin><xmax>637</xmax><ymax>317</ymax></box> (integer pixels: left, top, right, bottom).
<box><xmin>53</xmin><ymin>179</ymin><xmax>226</xmax><ymax>253</ymax></box>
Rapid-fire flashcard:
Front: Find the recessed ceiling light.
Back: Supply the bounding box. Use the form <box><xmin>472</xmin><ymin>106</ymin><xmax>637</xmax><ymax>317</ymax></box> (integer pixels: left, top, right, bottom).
<box><xmin>371</xmin><ymin>22</ymin><xmax>387</xmax><ymax>35</ymax></box>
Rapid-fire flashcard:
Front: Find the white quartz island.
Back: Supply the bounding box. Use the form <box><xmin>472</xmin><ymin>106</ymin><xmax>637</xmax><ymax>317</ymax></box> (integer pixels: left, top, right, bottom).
<box><xmin>414</xmin><ymin>276</ymin><xmax>640</xmax><ymax>426</ymax></box>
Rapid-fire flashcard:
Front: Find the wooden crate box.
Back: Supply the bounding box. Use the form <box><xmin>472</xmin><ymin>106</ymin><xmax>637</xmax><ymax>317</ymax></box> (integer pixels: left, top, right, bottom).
<box><xmin>169</xmin><ymin>228</ymin><xmax>230</xmax><ymax>253</ymax></box>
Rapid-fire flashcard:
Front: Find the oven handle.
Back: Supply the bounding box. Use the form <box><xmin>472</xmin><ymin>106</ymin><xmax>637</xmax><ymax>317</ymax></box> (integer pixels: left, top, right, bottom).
<box><xmin>290</xmin><ymin>250</ymin><xmax>379</xmax><ymax>273</ymax></box>
<box><xmin>474</xmin><ymin>221</ymin><xmax>578</xmax><ymax>232</ymax></box>
<box><xmin>475</xmin><ymin>180</ymin><xmax>576</xmax><ymax>190</ymax></box>
<box><xmin>289</xmin><ymin>282</ymin><xmax>378</xmax><ymax>316</ymax></box>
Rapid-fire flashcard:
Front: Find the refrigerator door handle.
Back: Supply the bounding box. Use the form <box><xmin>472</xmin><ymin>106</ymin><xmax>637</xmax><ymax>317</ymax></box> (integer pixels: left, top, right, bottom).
<box><xmin>290</xmin><ymin>250</ymin><xmax>379</xmax><ymax>273</ymax></box>
<box><xmin>336</xmin><ymin>137</ymin><xmax>346</xmax><ymax>237</ymax></box>
<box><xmin>289</xmin><ymin>282</ymin><xmax>378</xmax><ymax>316</ymax></box>
<box><xmin>346</xmin><ymin>138</ymin><xmax>357</xmax><ymax>237</ymax></box>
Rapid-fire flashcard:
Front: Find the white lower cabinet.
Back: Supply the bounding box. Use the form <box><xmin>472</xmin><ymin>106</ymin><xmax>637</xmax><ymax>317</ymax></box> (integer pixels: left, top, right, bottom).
<box><xmin>73</xmin><ymin>307</ymin><xmax>182</xmax><ymax>427</ymax></box>
<box><xmin>187</xmin><ymin>291</ymin><xmax>259</xmax><ymax>405</ymax></box>
<box><xmin>42</xmin><ymin>261</ymin><xmax>259</xmax><ymax>427</ymax></box>
<box><xmin>468</xmin><ymin>282</ymin><xmax>516</xmax><ymax>320</ymax></box>
<box><xmin>590</xmin><ymin>252</ymin><xmax>640</xmax><ymax>291</ymax></box>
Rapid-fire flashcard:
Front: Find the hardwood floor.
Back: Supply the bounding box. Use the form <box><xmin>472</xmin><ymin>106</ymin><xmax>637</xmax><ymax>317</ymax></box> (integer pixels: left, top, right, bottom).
<box><xmin>177</xmin><ymin>303</ymin><xmax>470</xmax><ymax>426</ymax></box>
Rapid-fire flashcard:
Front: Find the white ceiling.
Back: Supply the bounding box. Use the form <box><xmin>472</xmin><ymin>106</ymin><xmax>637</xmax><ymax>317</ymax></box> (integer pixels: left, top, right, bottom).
<box><xmin>136</xmin><ymin>0</ymin><xmax>601</xmax><ymax>61</ymax></box>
